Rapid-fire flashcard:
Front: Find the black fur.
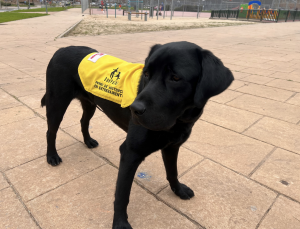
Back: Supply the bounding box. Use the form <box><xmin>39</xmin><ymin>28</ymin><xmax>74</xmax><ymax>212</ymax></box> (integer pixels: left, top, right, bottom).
<box><xmin>42</xmin><ymin>42</ymin><xmax>234</xmax><ymax>229</ymax></box>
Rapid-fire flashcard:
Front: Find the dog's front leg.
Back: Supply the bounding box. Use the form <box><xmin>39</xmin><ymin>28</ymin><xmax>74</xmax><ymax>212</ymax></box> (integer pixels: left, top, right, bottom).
<box><xmin>162</xmin><ymin>145</ymin><xmax>195</xmax><ymax>200</ymax></box>
<box><xmin>112</xmin><ymin>142</ymin><xmax>144</xmax><ymax>229</ymax></box>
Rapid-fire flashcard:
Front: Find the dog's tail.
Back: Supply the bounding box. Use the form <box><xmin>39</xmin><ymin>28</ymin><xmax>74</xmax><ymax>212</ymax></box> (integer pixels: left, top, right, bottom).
<box><xmin>41</xmin><ymin>94</ymin><xmax>46</xmax><ymax>107</ymax></box>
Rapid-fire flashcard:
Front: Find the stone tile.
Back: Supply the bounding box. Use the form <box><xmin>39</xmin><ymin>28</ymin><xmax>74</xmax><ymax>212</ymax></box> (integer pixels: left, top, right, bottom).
<box><xmin>268</xmin><ymin>65</ymin><xmax>296</xmax><ymax>73</ymax></box>
<box><xmin>258</xmin><ymin>196</ymin><xmax>300</xmax><ymax>229</ymax></box>
<box><xmin>240</xmin><ymin>67</ymin><xmax>276</xmax><ymax>77</ymax></box>
<box><xmin>0</xmin><ymin>174</ymin><xmax>9</xmax><ymax>191</ymax></box>
<box><xmin>0</xmin><ymin>89</ymin><xmax>21</xmax><ymax>110</ymax></box>
<box><xmin>228</xmin><ymin>94</ymin><xmax>300</xmax><ymax>124</ymax></box>
<box><xmin>1</xmin><ymin>79</ymin><xmax>45</xmax><ymax>97</ymax></box>
<box><xmin>0</xmin><ymin>188</ymin><xmax>38</xmax><ymax>229</ymax></box>
<box><xmin>94</xmin><ymin>140</ymin><xmax>204</xmax><ymax>194</ymax></box>
<box><xmin>271</xmin><ymin>71</ymin><xmax>300</xmax><ymax>83</ymax></box>
<box><xmin>201</xmin><ymin>101</ymin><xmax>262</xmax><ymax>132</ymax></box>
<box><xmin>35</xmin><ymin>100</ymin><xmax>104</xmax><ymax>129</ymax></box>
<box><xmin>0</xmin><ymin>117</ymin><xmax>77</xmax><ymax>171</ymax></box>
<box><xmin>226</xmin><ymin>64</ymin><xmax>247</xmax><ymax>72</ymax></box>
<box><xmin>231</xmin><ymin>71</ymin><xmax>251</xmax><ymax>80</ymax></box>
<box><xmin>64</xmin><ymin>115</ymin><xmax>126</xmax><ymax>147</ymax></box>
<box><xmin>236</xmin><ymin>83</ymin><xmax>294</xmax><ymax>102</ymax></box>
<box><xmin>229</xmin><ymin>80</ymin><xmax>248</xmax><ymax>90</ymax></box>
<box><xmin>0</xmin><ymin>105</ymin><xmax>36</xmax><ymax>127</ymax></box>
<box><xmin>240</xmin><ymin>75</ymin><xmax>275</xmax><ymax>85</ymax></box>
<box><xmin>158</xmin><ymin>160</ymin><xmax>277</xmax><ymax>229</ymax></box>
<box><xmin>27</xmin><ymin>165</ymin><xmax>197</xmax><ymax>229</ymax></box>
<box><xmin>184</xmin><ymin>120</ymin><xmax>273</xmax><ymax>175</ymax></box>
<box><xmin>18</xmin><ymin>91</ymin><xmax>46</xmax><ymax>109</ymax></box>
<box><xmin>287</xmin><ymin>93</ymin><xmax>300</xmax><ymax>106</ymax></box>
<box><xmin>6</xmin><ymin>143</ymin><xmax>106</xmax><ymax>202</ymax></box>
<box><xmin>251</xmin><ymin>148</ymin><xmax>300</xmax><ymax>201</ymax></box>
<box><xmin>267</xmin><ymin>79</ymin><xmax>300</xmax><ymax>93</ymax></box>
<box><xmin>210</xmin><ymin>90</ymin><xmax>243</xmax><ymax>104</ymax></box>
<box><xmin>244</xmin><ymin>117</ymin><xmax>300</xmax><ymax>154</ymax></box>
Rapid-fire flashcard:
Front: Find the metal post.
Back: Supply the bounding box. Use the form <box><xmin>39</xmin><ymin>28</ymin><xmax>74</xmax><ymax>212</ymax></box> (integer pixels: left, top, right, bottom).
<box><xmin>157</xmin><ymin>0</ymin><xmax>159</xmax><ymax>19</ymax></box>
<box><xmin>141</xmin><ymin>1</ymin><xmax>143</xmax><ymax>20</ymax></box>
<box><xmin>276</xmin><ymin>9</ymin><xmax>280</xmax><ymax>22</ymax></box>
<box><xmin>163</xmin><ymin>0</ymin><xmax>165</xmax><ymax>18</ymax></box>
<box><xmin>137</xmin><ymin>0</ymin><xmax>139</xmax><ymax>17</ymax></box>
<box><xmin>145</xmin><ymin>12</ymin><xmax>147</xmax><ymax>20</ymax></box>
<box><xmin>285</xmin><ymin>9</ymin><xmax>289</xmax><ymax>21</ymax></box>
<box><xmin>89</xmin><ymin>0</ymin><xmax>91</xmax><ymax>15</ymax></box>
<box><xmin>28</xmin><ymin>0</ymin><xmax>30</xmax><ymax>9</ymax></box>
<box><xmin>46</xmin><ymin>0</ymin><xmax>48</xmax><ymax>14</ymax></box>
<box><xmin>170</xmin><ymin>0</ymin><xmax>173</xmax><ymax>19</ymax></box>
<box><xmin>17</xmin><ymin>0</ymin><xmax>19</xmax><ymax>10</ymax></box>
<box><xmin>106</xmin><ymin>3</ymin><xmax>108</xmax><ymax>17</ymax></box>
<box><xmin>197</xmin><ymin>4</ymin><xmax>199</xmax><ymax>18</ymax></box>
<box><xmin>293</xmin><ymin>9</ymin><xmax>297</xmax><ymax>21</ymax></box>
<box><xmin>115</xmin><ymin>3</ymin><xmax>116</xmax><ymax>18</ymax></box>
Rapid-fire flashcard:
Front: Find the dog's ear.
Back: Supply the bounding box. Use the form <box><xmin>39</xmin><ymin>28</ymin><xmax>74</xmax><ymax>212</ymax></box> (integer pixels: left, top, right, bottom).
<box><xmin>145</xmin><ymin>44</ymin><xmax>162</xmax><ymax>64</ymax></box>
<box><xmin>194</xmin><ymin>49</ymin><xmax>234</xmax><ymax>108</ymax></box>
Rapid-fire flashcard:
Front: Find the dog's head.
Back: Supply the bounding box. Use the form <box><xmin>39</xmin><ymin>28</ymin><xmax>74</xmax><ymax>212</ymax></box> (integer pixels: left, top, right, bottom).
<box><xmin>130</xmin><ymin>41</ymin><xmax>234</xmax><ymax>131</ymax></box>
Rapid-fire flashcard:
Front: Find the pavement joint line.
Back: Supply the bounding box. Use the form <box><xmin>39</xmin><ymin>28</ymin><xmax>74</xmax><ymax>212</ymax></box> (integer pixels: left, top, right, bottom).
<box><xmin>0</xmin><ymin>170</ymin><xmax>42</xmax><ymax>229</ymax></box>
<box><xmin>297</xmin><ymin>119</ymin><xmax>300</xmax><ymax>125</ymax></box>
<box><xmin>0</xmin><ymin>104</ymin><xmax>23</xmax><ymax>111</ymax></box>
<box><xmin>199</xmin><ymin>118</ymin><xmax>300</xmax><ymax>157</ymax></box>
<box><xmin>248</xmin><ymin>146</ymin><xmax>277</xmax><ymax>177</ymax></box>
<box><xmin>25</xmin><ymin>163</ymin><xmax>107</xmax><ymax>203</ymax></box>
<box><xmin>284</xmin><ymin>92</ymin><xmax>298</xmax><ymax>102</ymax></box>
<box><xmin>182</xmin><ymin>146</ymin><xmax>300</xmax><ymax>206</ymax></box>
<box><xmin>3</xmin><ymin>141</ymin><xmax>79</xmax><ymax>173</ymax></box>
<box><xmin>241</xmin><ymin>115</ymin><xmax>265</xmax><ymax>134</ymax></box>
<box><xmin>255</xmin><ymin>194</ymin><xmax>279</xmax><ymax>229</ymax></box>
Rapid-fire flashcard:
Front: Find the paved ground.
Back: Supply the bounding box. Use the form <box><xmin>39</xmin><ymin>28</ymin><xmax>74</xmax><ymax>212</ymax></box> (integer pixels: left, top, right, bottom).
<box><xmin>0</xmin><ymin>8</ymin><xmax>300</xmax><ymax>229</ymax></box>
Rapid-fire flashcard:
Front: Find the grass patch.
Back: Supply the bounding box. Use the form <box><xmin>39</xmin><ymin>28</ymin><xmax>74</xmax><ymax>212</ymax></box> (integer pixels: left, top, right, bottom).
<box><xmin>0</xmin><ymin>12</ymin><xmax>48</xmax><ymax>23</ymax></box>
<box><xmin>13</xmin><ymin>6</ymin><xmax>72</xmax><ymax>12</ymax></box>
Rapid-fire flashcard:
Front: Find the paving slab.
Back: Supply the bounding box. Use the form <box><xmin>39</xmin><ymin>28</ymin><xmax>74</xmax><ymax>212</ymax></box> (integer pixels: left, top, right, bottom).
<box><xmin>2</xmin><ymin>79</ymin><xmax>46</xmax><ymax>98</ymax></box>
<box><xmin>0</xmin><ymin>188</ymin><xmax>38</xmax><ymax>229</ymax></box>
<box><xmin>244</xmin><ymin>117</ymin><xmax>300</xmax><ymax>155</ymax></box>
<box><xmin>158</xmin><ymin>159</ymin><xmax>277</xmax><ymax>229</ymax></box>
<box><xmin>6</xmin><ymin>142</ymin><xmax>106</xmax><ymax>202</ymax></box>
<box><xmin>201</xmin><ymin>101</ymin><xmax>262</xmax><ymax>133</ymax></box>
<box><xmin>93</xmin><ymin>139</ymin><xmax>204</xmax><ymax>194</ymax></box>
<box><xmin>27</xmin><ymin>164</ymin><xmax>197</xmax><ymax>229</ymax></box>
<box><xmin>210</xmin><ymin>90</ymin><xmax>243</xmax><ymax>104</ymax></box>
<box><xmin>0</xmin><ymin>105</ymin><xmax>36</xmax><ymax>127</ymax></box>
<box><xmin>0</xmin><ymin>89</ymin><xmax>21</xmax><ymax>110</ymax></box>
<box><xmin>0</xmin><ymin>117</ymin><xmax>77</xmax><ymax>171</ymax></box>
<box><xmin>18</xmin><ymin>91</ymin><xmax>47</xmax><ymax>110</ymax></box>
<box><xmin>184</xmin><ymin>120</ymin><xmax>274</xmax><ymax>175</ymax></box>
<box><xmin>236</xmin><ymin>83</ymin><xmax>294</xmax><ymax>102</ymax></box>
<box><xmin>266</xmin><ymin>78</ymin><xmax>300</xmax><ymax>92</ymax></box>
<box><xmin>251</xmin><ymin>148</ymin><xmax>300</xmax><ymax>202</ymax></box>
<box><xmin>258</xmin><ymin>196</ymin><xmax>300</xmax><ymax>229</ymax></box>
<box><xmin>239</xmin><ymin>75</ymin><xmax>275</xmax><ymax>85</ymax></box>
<box><xmin>228</xmin><ymin>94</ymin><xmax>300</xmax><ymax>124</ymax></box>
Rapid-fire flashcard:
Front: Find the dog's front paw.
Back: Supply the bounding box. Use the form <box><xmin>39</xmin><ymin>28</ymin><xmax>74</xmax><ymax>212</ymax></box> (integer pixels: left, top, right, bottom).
<box><xmin>84</xmin><ymin>137</ymin><xmax>99</xmax><ymax>148</ymax></box>
<box><xmin>112</xmin><ymin>220</ymin><xmax>133</xmax><ymax>229</ymax></box>
<box><xmin>47</xmin><ymin>154</ymin><xmax>62</xmax><ymax>166</ymax></box>
<box><xmin>172</xmin><ymin>183</ymin><xmax>194</xmax><ymax>200</ymax></box>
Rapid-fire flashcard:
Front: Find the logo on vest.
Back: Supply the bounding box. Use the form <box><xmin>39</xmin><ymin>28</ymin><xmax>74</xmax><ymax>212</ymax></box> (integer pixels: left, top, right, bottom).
<box><xmin>104</xmin><ymin>67</ymin><xmax>121</xmax><ymax>85</ymax></box>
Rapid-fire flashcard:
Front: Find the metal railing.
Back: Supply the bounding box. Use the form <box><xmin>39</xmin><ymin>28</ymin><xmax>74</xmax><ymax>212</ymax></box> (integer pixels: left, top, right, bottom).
<box><xmin>210</xmin><ymin>9</ymin><xmax>300</xmax><ymax>22</ymax></box>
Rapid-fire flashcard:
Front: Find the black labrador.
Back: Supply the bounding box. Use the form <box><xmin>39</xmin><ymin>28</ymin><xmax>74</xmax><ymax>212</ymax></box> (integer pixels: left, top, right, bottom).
<box><xmin>41</xmin><ymin>41</ymin><xmax>234</xmax><ymax>229</ymax></box>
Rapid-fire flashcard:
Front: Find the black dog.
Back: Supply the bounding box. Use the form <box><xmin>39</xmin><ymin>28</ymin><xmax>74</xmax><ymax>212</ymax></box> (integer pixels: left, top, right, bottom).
<box><xmin>41</xmin><ymin>41</ymin><xmax>234</xmax><ymax>229</ymax></box>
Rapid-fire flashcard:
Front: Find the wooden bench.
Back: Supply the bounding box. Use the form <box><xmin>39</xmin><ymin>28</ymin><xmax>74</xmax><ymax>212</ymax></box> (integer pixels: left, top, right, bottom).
<box><xmin>127</xmin><ymin>12</ymin><xmax>148</xmax><ymax>21</ymax></box>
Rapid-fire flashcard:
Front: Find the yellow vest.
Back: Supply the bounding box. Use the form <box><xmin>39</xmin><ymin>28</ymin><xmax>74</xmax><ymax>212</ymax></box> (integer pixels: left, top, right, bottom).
<box><xmin>78</xmin><ymin>52</ymin><xmax>144</xmax><ymax>108</ymax></box>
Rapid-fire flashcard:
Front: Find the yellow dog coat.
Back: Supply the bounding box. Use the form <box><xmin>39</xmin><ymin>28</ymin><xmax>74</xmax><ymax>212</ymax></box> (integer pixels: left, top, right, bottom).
<box><xmin>78</xmin><ymin>53</ymin><xmax>144</xmax><ymax>108</ymax></box>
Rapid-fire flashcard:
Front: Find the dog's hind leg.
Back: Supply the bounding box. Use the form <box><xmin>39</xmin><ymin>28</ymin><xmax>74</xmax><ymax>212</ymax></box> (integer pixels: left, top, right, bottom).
<box><xmin>79</xmin><ymin>97</ymin><xmax>99</xmax><ymax>148</ymax></box>
<box><xmin>46</xmin><ymin>94</ymin><xmax>73</xmax><ymax>166</ymax></box>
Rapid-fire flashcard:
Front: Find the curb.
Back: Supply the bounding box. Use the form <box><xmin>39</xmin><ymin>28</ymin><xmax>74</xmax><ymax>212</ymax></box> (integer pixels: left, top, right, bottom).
<box><xmin>56</xmin><ymin>18</ymin><xmax>83</xmax><ymax>39</ymax></box>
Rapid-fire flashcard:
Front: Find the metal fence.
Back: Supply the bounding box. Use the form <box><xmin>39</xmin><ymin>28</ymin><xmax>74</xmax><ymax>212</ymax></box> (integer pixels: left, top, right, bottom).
<box><xmin>211</xmin><ymin>9</ymin><xmax>300</xmax><ymax>21</ymax></box>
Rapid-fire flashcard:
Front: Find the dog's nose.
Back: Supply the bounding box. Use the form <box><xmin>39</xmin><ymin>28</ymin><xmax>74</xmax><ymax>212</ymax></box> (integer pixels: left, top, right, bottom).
<box><xmin>131</xmin><ymin>102</ymin><xmax>146</xmax><ymax>116</ymax></box>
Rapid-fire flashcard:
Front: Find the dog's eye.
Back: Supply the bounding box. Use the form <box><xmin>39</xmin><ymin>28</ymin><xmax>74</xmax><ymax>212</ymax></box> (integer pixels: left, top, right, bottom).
<box><xmin>144</xmin><ymin>71</ymin><xmax>149</xmax><ymax>78</ymax></box>
<box><xmin>171</xmin><ymin>75</ymin><xmax>180</xmax><ymax>82</ymax></box>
